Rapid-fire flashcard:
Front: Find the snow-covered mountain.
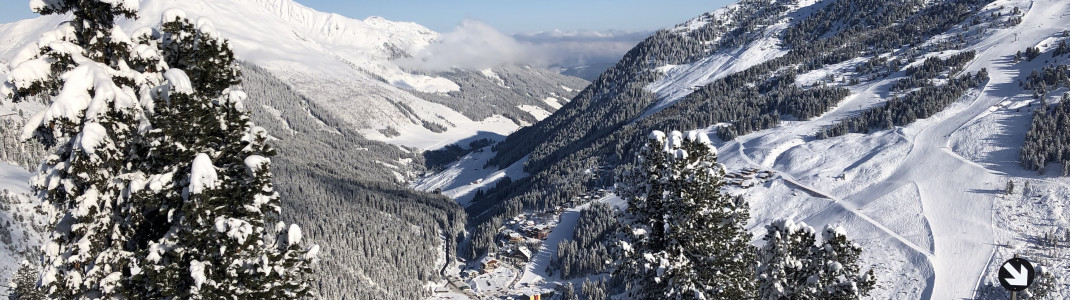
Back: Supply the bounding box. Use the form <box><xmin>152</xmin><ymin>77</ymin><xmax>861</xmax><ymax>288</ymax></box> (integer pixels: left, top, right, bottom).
<box><xmin>0</xmin><ymin>0</ymin><xmax>587</xmax><ymax>150</ymax></box>
<box><xmin>4</xmin><ymin>0</ymin><xmax>1070</xmax><ymax>298</ymax></box>
<box><xmin>0</xmin><ymin>0</ymin><xmax>585</xmax><ymax>298</ymax></box>
<box><xmin>434</xmin><ymin>0</ymin><xmax>1070</xmax><ymax>298</ymax></box>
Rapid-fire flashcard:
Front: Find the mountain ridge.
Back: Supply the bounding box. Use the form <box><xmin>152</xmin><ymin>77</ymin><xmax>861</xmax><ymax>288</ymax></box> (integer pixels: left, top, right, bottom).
<box><xmin>0</xmin><ymin>0</ymin><xmax>588</xmax><ymax>150</ymax></box>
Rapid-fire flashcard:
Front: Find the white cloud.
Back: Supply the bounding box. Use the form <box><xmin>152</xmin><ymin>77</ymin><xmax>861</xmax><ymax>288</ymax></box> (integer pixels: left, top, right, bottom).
<box><xmin>398</xmin><ymin>19</ymin><xmax>648</xmax><ymax>72</ymax></box>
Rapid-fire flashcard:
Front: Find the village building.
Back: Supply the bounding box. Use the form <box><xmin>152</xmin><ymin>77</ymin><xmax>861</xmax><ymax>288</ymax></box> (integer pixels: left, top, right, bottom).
<box><xmin>480</xmin><ymin>256</ymin><xmax>499</xmax><ymax>273</ymax></box>
<box><xmin>510</xmin><ymin>246</ymin><xmax>533</xmax><ymax>261</ymax></box>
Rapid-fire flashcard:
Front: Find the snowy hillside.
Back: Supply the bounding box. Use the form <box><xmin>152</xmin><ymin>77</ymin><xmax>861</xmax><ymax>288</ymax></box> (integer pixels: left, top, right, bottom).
<box><xmin>0</xmin><ymin>0</ymin><xmax>586</xmax><ymax>150</ymax></box>
<box><xmin>0</xmin><ymin>0</ymin><xmax>584</xmax><ymax>299</ymax></box>
<box><xmin>435</xmin><ymin>0</ymin><xmax>1070</xmax><ymax>299</ymax></box>
<box><xmin>0</xmin><ymin>162</ymin><xmax>45</xmax><ymax>290</ymax></box>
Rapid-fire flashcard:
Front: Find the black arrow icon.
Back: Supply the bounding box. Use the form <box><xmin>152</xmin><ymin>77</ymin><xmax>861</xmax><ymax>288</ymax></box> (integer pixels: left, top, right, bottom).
<box><xmin>998</xmin><ymin>257</ymin><xmax>1035</xmax><ymax>292</ymax></box>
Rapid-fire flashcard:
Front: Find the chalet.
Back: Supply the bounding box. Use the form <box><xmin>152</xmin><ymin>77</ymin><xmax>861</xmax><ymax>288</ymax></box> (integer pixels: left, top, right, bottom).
<box><xmin>508</xmin><ymin>232</ymin><xmax>525</xmax><ymax>244</ymax></box>
<box><xmin>510</xmin><ymin>246</ymin><xmax>533</xmax><ymax>261</ymax></box>
<box><xmin>480</xmin><ymin>256</ymin><xmax>499</xmax><ymax>273</ymax></box>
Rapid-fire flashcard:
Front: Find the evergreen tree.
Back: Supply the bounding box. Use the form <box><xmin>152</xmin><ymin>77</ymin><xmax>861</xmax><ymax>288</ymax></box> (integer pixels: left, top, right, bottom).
<box><xmin>5</xmin><ymin>0</ymin><xmax>158</xmax><ymax>297</ymax></box>
<box><xmin>615</xmin><ymin>130</ymin><xmax>755</xmax><ymax>299</ymax></box>
<box><xmin>123</xmin><ymin>14</ymin><xmax>317</xmax><ymax>298</ymax></box>
<box><xmin>560</xmin><ymin>282</ymin><xmax>579</xmax><ymax>300</ymax></box>
<box><xmin>581</xmin><ymin>278</ymin><xmax>608</xmax><ymax>300</ymax></box>
<box><xmin>8</xmin><ymin>260</ymin><xmax>43</xmax><ymax>300</ymax></box>
<box><xmin>812</xmin><ymin>226</ymin><xmax>876</xmax><ymax>299</ymax></box>
<box><xmin>1022</xmin><ymin>265</ymin><xmax>1060</xmax><ymax>299</ymax></box>
<box><xmin>3</xmin><ymin>3</ymin><xmax>317</xmax><ymax>298</ymax></box>
<box><xmin>757</xmin><ymin>220</ymin><xmax>819</xmax><ymax>300</ymax></box>
<box><xmin>756</xmin><ymin>220</ymin><xmax>874</xmax><ymax>300</ymax></box>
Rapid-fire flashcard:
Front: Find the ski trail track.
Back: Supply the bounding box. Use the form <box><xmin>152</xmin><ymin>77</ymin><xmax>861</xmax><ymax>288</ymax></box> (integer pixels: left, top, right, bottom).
<box><xmin>721</xmin><ymin>1</ymin><xmax>1068</xmax><ymax>298</ymax></box>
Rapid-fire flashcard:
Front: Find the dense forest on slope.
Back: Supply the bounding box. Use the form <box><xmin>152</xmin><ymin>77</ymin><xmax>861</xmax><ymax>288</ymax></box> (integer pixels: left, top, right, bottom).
<box><xmin>818</xmin><ymin>52</ymin><xmax>988</xmax><ymax>138</ymax></box>
<box><xmin>549</xmin><ymin>202</ymin><xmax>617</xmax><ymax>280</ymax></box>
<box><xmin>1019</xmin><ymin>37</ymin><xmax>1070</xmax><ymax>174</ymax></box>
<box><xmin>241</xmin><ymin>64</ymin><xmax>466</xmax><ymax>299</ymax></box>
<box><xmin>464</xmin><ymin>0</ymin><xmax>997</xmax><ymax>258</ymax></box>
<box><xmin>411</xmin><ymin>66</ymin><xmax>586</xmax><ymax>126</ymax></box>
<box><xmin>0</xmin><ymin>118</ymin><xmax>47</xmax><ymax>171</ymax></box>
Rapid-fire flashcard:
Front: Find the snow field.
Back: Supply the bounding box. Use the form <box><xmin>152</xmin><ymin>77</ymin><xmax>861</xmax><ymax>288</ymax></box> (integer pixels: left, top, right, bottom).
<box><xmin>412</xmin><ymin>149</ymin><xmax>529</xmax><ymax>206</ymax></box>
<box><xmin>705</xmin><ymin>1</ymin><xmax>1070</xmax><ymax>298</ymax></box>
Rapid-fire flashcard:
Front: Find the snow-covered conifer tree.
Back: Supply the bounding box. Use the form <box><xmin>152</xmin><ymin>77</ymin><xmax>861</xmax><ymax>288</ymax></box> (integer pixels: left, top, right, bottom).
<box><xmin>812</xmin><ymin>226</ymin><xmax>875</xmax><ymax>299</ymax></box>
<box><xmin>124</xmin><ymin>12</ymin><xmax>317</xmax><ymax>299</ymax></box>
<box><xmin>668</xmin><ymin>131</ymin><xmax>755</xmax><ymax>299</ymax></box>
<box><xmin>756</xmin><ymin>219</ymin><xmax>819</xmax><ymax>300</ymax></box>
<box><xmin>1022</xmin><ymin>265</ymin><xmax>1060</xmax><ymax>299</ymax></box>
<box><xmin>581</xmin><ymin>277</ymin><xmax>608</xmax><ymax>300</ymax></box>
<box><xmin>757</xmin><ymin>220</ymin><xmax>875</xmax><ymax>300</ymax></box>
<box><xmin>615</xmin><ymin>130</ymin><xmax>755</xmax><ymax>299</ymax></box>
<box><xmin>4</xmin><ymin>0</ymin><xmax>159</xmax><ymax>297</ymax></box>
<box><xmin>3</xmin><ymin>2</ymin><xmax>316</xmax><ymax>298</ymax></box>
<box><xmin>560</xmin><ymin>282</ymin><xmax>579</xmax><ymax>300</ymax></box>
<box><xmin>8</xmin><ymin>260</ymin><xmax>43</xmax><ymax>300</ymax></box>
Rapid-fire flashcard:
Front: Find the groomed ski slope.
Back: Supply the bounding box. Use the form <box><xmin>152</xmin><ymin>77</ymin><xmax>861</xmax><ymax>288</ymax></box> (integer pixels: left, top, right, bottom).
<box><xmin>421</xmin><ymin>1</ymin><xmax>1069</xmax><ymax>298</ymax></box>
<box><xmin>709</xmin><ymin>0</ymin><xmax>1069</xmax><ymax>298</ymax></box>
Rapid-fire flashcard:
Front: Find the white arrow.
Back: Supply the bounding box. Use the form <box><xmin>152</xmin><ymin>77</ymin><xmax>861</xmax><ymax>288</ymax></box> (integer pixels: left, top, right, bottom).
<box><xmin>1003</xmin><ymin>263</ymin><xmax>1028</xmax><ymax>286</ymax></box>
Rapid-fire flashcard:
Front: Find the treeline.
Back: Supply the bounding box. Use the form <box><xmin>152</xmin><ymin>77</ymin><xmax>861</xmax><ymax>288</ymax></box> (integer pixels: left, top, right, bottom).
<box><xmin>818</xmin><ymin>69</ymin><xmax>988</xmax><ymax>138</ymax></box>
<box><xmin>1054</xmin><ymin>38</ymin><xmax>1070</xmax><ymax>57</ymax></box>
<box><xmin>242</xmin><ymin>63</ymin><xmax>466</xmax><ymax>299</ymax></box>
<box><xmin>410</xmin><ymin>66</ymin><xmax>586</xmax><ymax>125</ymax></box>
<box><xmin>423</xmin><ymin>138</ymin><xmax>493</xmax><ymax>171</ymax></box>
<box><xmin>1021</xmin><ymin>64</ymin><xmax>1070</xmax><ymax>92</ymax></box>
<box><xmin>891</xmin><ymin>51</ymin><xmax>977</xmax><ymax>92</ymax></box>
<box><xmin>1018</xmin><ymin>39</ymin><xmax>1070</xmax><ymax>175</ymax></box>
<box><xmin>1020</xmin><ymin>93</ymin><xmax>1070</xmax><ymax>174</ymax></box>
<box><xmin>0</xmin><ymin>189</ymin><xmax>45</xmax><ymax>267</ymax></box>
<box><xmin>550</xmin><ymin>203</ymin><xmax>618</xmax><ymax>280</ymax></box>
<box><xmin>470</xmin><ymin>176</ymin><xmax>513</xmax><ymax>204</ymax></box>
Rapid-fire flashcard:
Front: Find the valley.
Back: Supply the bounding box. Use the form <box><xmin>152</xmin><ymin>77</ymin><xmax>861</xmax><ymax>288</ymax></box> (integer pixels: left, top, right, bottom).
<box><xmin>1</xmin><ymin>0</ymin><xmax>1070</xmax><ymax>299</ymax></box>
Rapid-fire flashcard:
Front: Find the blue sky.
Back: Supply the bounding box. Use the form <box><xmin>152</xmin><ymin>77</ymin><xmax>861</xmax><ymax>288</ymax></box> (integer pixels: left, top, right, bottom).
<box><xmin>0</xmin><ymin>0</ymin><xmax>734</xmax><ymax>77</ymax></box>
<box><xmin>0</xmin><ymin>1</ymin><xmax>37</xmax><ymax>24</ymax></box>
<box><xmin>303</xmin><ymin>0</ymin><xmax>732</xmax><ymax>33</ymax></box>
<box><xmin>1</xmin><ymin>0</ymin><xmax>733</xmax><ymax>34</ymax></box>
